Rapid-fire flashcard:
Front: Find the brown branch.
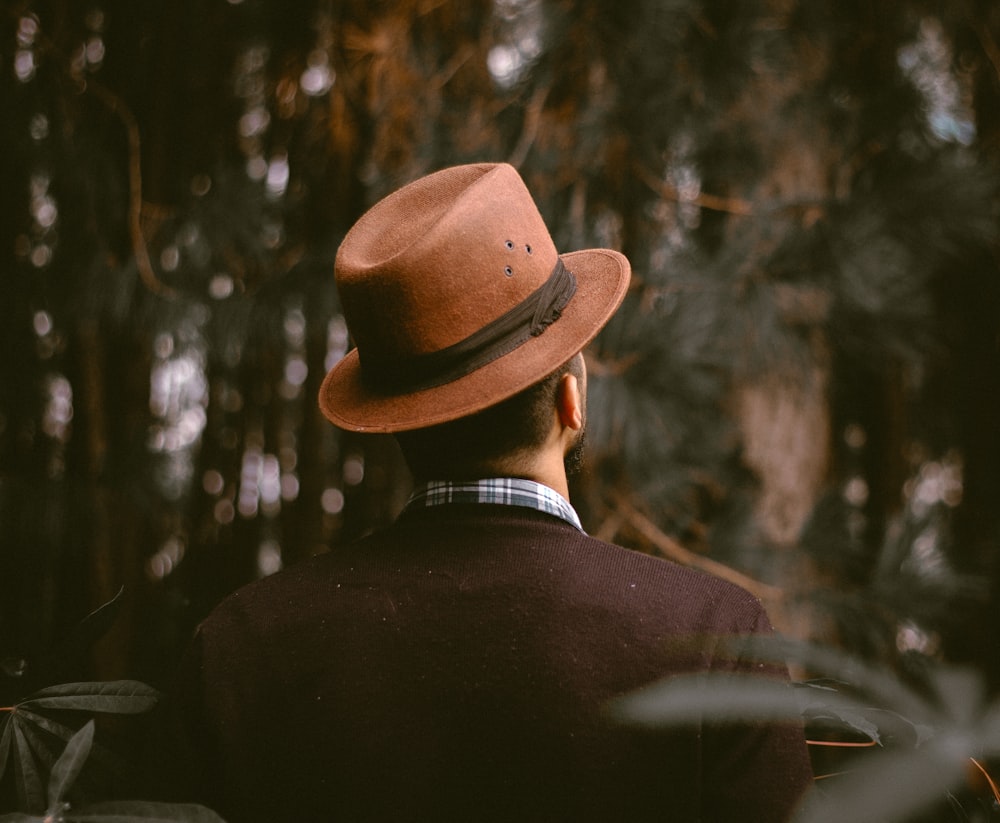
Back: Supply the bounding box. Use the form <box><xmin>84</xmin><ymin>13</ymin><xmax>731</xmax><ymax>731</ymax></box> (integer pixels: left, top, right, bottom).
<box><xmin>430</xmin><ymin>43</ymin><xmax>474</xmax><ymax>90</ymax></box>
<box><xmin>508</xmin><ymin>82</ymin><xmax>551</xmax><ymax>168</ymax></box>
<box><xmin>612</xmin><ymin>492</ymin><xmax>784</xmax><ymax>605</ymax></box>
<box><xmin>636</xmin><ymin>165</ymin><xmax>755</xmax><ymax>217</ymax></box>
<box><xmin>84</xmin><ymin>80</ymin><xmax>178</xmax><ymax>299</ymax></box>
<box><xmin>583</xmin><ymin>350</ymin><xmax>640</xmax><ymax>378</ymax></box>
<box><xmin>592</xmin><ymin>509</ymin><xmax>625</xmax><ymax>544</ymax></box>
<box><xmin>20</xmin><ymin>21</ymin><xmax>177</xmax><ymax>298</ymax></box>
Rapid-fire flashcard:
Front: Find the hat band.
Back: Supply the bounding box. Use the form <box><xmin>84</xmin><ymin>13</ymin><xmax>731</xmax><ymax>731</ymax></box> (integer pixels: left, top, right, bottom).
<box><xmin>362</xmin><ymin>259</ymin><xmax>577</xmax><ymax>395</ymax></box>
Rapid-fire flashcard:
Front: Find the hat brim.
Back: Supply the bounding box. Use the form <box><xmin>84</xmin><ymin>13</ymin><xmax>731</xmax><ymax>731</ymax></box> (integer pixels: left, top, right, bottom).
<box><xmin>318</xmin><ymin>247</ymin><xmax>630</xmax><ymax>433</ymax></box>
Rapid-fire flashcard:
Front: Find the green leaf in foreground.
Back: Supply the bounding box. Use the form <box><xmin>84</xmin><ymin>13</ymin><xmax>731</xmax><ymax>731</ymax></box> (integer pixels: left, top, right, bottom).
<box><xmin>11</xmin><ymin>718</ymin><xmax>45</xmax><ymax>813</ymax></box>
<box><xmin>66</xmin><ymin>801</ymin><xmax>228</xmax><ymax>822</ymax></box>
<box><xmin>610</xmin><ymin>673</ymin><xmax>828</xmax><ymax>728</ymax></box>
<box><xmin>0</xmin><ymin>714</ymin><xmax>12</xmax><ymax>784</ymax></box>
<box><xmin>0</xmin><ymin>802</ymin><xmax>227</xmax><ymax>823</ymax></box>
<box><xmin>47</xmin><ymin>720</ymin><xmax>95</xmax><ymax>810</ymax></box>
<box><xmin>792</xmin><ymin>736</ymin><xmax>973</xmax><ymax>823</ymax></box>
<box><xmin>13</xmin><ymin>707</ymin><xmax>79</xmax><ymax>746</ymax></box>
<box><xmin>18</xmin><ymin>681</ymin><xmax>161</xmax><ymax>715</ymax></box>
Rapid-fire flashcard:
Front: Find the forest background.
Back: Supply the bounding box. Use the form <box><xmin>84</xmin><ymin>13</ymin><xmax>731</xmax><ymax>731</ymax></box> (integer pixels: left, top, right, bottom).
<box><xmin>1</xmin><ymin>0</ymin><xmax>1000</xmax><ymax>808</ymax></box>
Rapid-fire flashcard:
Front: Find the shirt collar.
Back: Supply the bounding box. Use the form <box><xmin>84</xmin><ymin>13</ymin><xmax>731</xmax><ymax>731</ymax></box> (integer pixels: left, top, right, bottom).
<box><xmin>403</xmin><ymin>478</ymin><xmax>584</xmax><ymax>531</ymax></box>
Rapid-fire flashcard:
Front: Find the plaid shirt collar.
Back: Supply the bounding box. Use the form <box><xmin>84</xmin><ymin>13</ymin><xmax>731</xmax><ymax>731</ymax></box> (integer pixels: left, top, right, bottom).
<box><xmin>403</xmin><ymin>478</ymin><xmax>584</xmax><ymax>532</ymax></box>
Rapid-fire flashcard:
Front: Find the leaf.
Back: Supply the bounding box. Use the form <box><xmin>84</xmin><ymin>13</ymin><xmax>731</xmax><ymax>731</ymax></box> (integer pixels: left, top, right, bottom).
<box><xmin>793</xmin><ymin>735</ymin><xmax>973</xmax><ymax>823</ymax></box>
<box><xmin>11</xmin><ymin>717</ymin><xmax>45</xmax><ymax>813</ymax></box>
<box><xmin>609</xmin><ymin>673</ymin><xmax>817</xmax><ymax>728</ymax></box>
<box><xmin>980</xmin><ymin>703</ymin><xmax>1000</xmax><ymax>755</ymax></box>
<box><xmin>12</xmin><ymin>715</ymin><xmax>60</xmax><ymax>812</ymax></box>
<box><xmin>861</xmin><ymin>708</ymin><xmax>939</xmax><ymax>749</ymax></box>
<box><xmin>16</xmin><ymin>708</ymin><xmax>125</xmax><ymax>781</ymax></box>
<box><xmin>31</xmin><ymin>589</ymin><xmax>126</xmax><ymax>690</ymax></box>
<box><xmin>47</xmin><ymin>720</ymin><xmax>95</xmax><ymax>810</ymax></box>
<box><xmin>67</xmin><ymin>801</ymin><xmax>228</xmax><ymax>822</ymax></box>
<box><xmin>14</xmin><ymin>708</ymin><xmax>78</xmax><ymax>745</ymax></box>
<box><xmin>64</xmin><ymin>589</ymin><xmax>126</xmax><ymax>653</ymax></box>
<box><xmin>927</xmin><ymin>667</ymin><xmax>985</xmax><ymax>727</ymax></box>
<box><xmin>798</xmin><ymin>679</ymin><xmax>845</xmax><ymax>693</ymax></box>
<box><xmin>736</xmin><ymin>636</ymin><xmax>937</xmax><ymax>726</ymax></box>
<box><xmin>16</xmin><ymin>715</ymin><xmax>58</xmax><ymax>773</ymax></box>
<box><xmin>18</xmin><ymin>681</ymin><xmax>161</xmax><ymax>715</ymax></box>
<box><xmin>804</xmin><ymin>704</ymin><xmax>881</xmax><ymax>746</ymax></box>
<box><xmin>0</xmin><ymin>714</ymin><xmax>12</xmax><ymax>783</ymax></box>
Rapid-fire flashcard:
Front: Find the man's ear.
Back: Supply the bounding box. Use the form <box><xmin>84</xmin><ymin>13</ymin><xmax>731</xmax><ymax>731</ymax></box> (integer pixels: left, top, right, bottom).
<box><xmin>555</xmin><ymin>372</ymin><xmax>584</xmax><ymax>432</ymax></box>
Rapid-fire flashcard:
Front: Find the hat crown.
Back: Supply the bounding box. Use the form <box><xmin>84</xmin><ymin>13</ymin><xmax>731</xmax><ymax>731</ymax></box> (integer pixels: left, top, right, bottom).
<box><xmin>335</xmin><ymin>164</ymin><xmax>559</xmax><ymax>371</ymax></box>
<box><xmin>319</xmin><ymin>162</ymin><xmax>630</xmax><ymax>433</ymax></box>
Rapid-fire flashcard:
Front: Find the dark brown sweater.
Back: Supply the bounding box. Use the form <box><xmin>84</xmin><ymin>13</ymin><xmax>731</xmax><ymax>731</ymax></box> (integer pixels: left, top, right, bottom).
<box><xmin>158</xmin><ymin>504</ymin><xmax>812</xmax><ymax>822</ymax></box>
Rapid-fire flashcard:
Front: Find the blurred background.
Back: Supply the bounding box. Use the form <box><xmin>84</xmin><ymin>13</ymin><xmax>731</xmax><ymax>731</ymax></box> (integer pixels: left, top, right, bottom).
<box><xmin>1</xmin><ymin>0</ymin><xmax>998</xmax><ymax>702</ymax></box>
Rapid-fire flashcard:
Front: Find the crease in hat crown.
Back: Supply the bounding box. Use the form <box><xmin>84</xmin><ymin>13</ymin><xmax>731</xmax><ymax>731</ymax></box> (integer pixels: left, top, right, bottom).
<box><xmin>319</xmin><ymin>162</ymin><xmax>631</xmax><ymax>433</ymax></box>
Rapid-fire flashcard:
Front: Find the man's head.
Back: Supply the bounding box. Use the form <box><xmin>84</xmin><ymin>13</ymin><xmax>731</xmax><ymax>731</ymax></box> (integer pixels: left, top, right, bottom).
<box><xmin>318</xmin><ymin>163</ymin><xmax>628</xmax><ymax>440</ymax></box>
<box><xmin>395</xmin><ymin>353</ymin><xmax>586</xmax><ymax>481</ymax></box>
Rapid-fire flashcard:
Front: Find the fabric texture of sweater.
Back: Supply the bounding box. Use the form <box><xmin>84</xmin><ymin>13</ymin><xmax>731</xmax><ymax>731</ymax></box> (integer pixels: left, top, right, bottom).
<box><xmin>155</xmin><ymin>503</ymin><xmax>813</xmax><ymax>822</ymax></box>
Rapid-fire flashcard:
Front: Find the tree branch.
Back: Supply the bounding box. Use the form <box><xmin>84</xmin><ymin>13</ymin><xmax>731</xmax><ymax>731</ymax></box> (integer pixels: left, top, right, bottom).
<box><xmin>636</xmin><ymin>165</ymin><xmax>754</xmax><ymax>216</ymax></box>
<box><xmin>612</xmin><ymin>492</ymin><xmax>784</xmax><ymax>605</ymax></box>
<box><xmin>509</xmin><ymin>81</ymin><xmax>551</xmax><ymax>168</ymax></box>
<box><xmin>85</xmin><ymin>81</ymin><xmax>178</xmax><ymax>299</ymax></box>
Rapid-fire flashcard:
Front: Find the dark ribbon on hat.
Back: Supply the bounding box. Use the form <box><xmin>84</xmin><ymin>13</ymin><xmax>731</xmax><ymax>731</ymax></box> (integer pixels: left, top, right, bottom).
<box><xmin>362</xmin><ymin>259</ymin><xmax>577</xmax><ymax>394</ymax></box>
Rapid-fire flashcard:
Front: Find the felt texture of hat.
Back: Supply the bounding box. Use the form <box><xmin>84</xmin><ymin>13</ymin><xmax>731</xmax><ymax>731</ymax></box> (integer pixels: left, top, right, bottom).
<box><xmin>319</xmin><ymin>163</ymin><xmax>630</xmax><ymax>433</ymax></box>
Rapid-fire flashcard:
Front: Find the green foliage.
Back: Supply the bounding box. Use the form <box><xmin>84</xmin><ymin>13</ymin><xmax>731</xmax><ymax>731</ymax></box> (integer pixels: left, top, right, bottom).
<box><xmin>613</xmin><ymin>639</ymin><xmax>1000</xmax><ymax>822</ymax></box>
<box><xmin>0</xmin><ymin>678</ymin><xmax>158</xmax><ymax>809</ymax></box>
<box><xmin>12</xmin><ymin>682</ymin><xmax>160</xmax><ymax>716</ymax></box>
<box><xmin>0</xmin><ymin>591</ymin><xmax>222</xmax><ymax>819</ymax></box>
<box><xmin>0</xmin><ymin>723</ymin><xmax>225</xmax><ymax>823</ymax></box>
<box><xmin>1</xmin><ymin>586</ymin><xmax>162</xmax><ymax>813</ymax></box>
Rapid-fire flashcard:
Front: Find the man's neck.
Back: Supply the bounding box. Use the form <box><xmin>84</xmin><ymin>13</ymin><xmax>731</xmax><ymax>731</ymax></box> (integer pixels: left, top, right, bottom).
<box><xmin>503</xmin><ymin>452</ymin><xmax>571</xmax><ymax>502</ymax></box>
<box><xmin>420</xmin><ymin>453</ymin><xmax>571</xmax><ymax>502</ymax></box>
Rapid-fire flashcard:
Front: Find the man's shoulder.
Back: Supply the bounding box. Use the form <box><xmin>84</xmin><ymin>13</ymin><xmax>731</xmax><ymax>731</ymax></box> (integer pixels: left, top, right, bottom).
<box><xmin>391</xmin><ymin>505</ymin><xmax>767</xmax><ymax>621</ymax></box>
<box><xmin>192</xmin><ymin>549</ymin><xmax>342</xmax><ymax>637</ymax></box>
<box><xmin>196</xmin><ymin>510</ymin><xmax>769</xmax><ymax>641</ymax></box>
<box><xmin>393</xmin><ymin>504</ymin><xmax>768</xmax><ymax>631</ymax></box>
<box><xmin>574</xmin><ymin>531</ymin><xmax>769</xmax><ymax>626</ymax></box>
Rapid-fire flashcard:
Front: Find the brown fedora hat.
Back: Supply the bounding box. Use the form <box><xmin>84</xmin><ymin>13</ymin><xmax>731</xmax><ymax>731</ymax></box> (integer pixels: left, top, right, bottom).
<box><xmin>319</xmin><ymin>163</ymin><xmax>630</xmax><ymax>432</ymax></box>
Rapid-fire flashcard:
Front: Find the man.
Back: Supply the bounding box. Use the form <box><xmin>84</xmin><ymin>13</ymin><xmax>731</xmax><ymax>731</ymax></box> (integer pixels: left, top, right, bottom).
<box><xmin>159</xmin><ymin>163</ymin><xmax>812</xmax><ymax>821</ymax></box>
